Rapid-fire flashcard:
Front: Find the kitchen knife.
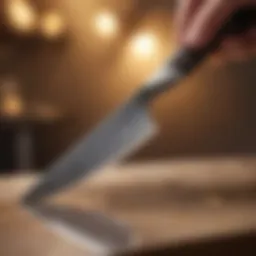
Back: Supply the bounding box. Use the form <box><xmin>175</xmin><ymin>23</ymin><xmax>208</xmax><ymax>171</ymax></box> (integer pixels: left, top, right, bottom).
<box><xmin>23</xmin><ymin>8</ymin><xmax>256</xmax><ymax>205</ymax></box>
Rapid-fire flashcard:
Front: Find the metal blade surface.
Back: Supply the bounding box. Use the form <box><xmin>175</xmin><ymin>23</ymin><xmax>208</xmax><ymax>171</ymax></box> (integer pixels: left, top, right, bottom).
<box><xmin>28</xmin><ymin>204</ymin><xmax>137</xmax><ymax>255</ymax></box>
<box><xmin>24</xmin><ymin>97</ymin><xmax>158</xmax><ymax>204</ymax></box>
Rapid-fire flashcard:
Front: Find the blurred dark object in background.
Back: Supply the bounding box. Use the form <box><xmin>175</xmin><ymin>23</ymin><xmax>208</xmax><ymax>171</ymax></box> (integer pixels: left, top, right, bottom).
<box><xmin>0</xmin><ymin>78</ymin><xmax>63</xmax><ymax>172</ymax></box>
<box><xmin>0</xmin><ymin>129</ymin><xmax>15</xmax><ymax>171</ymax></box>
<box><xmin>0</xmin><ymin>100</ymin><xmax>62</xmax><ymax>172</ymax></box>
<box><xmin>0</xmin><ymin>0</ymin><xmax>67</xmax><ymax>172</ymax></box>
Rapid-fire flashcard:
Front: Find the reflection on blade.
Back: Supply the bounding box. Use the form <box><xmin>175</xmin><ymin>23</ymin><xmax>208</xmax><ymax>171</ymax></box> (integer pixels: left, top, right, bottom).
<box><xmin>28</xmin><ymin>204</ymin><xmax>138</xmax><ymax>255</ymax></box>
<box><xmin>24</xmin><ymin>97</ymin><xmax>158</xmax><ymax>204</ymax></box>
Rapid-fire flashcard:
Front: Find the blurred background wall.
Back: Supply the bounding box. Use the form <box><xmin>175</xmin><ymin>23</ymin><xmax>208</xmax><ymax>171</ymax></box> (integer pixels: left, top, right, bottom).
<box><xmin>0</xmin><ymin>0</ymin><xmax>255</xmax><ymax>170</ymax></box>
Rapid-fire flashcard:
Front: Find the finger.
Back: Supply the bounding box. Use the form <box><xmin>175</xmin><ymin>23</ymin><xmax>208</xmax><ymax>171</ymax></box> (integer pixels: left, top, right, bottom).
<box><xmin>210</xmin><ymin>36</ymin><xmax>246</xmax><ymax>66</ymax></box>
<box><xmin>210</xmin><ymin>27</ymin><xmax>256</xmax><ymax>65</ymax></box>
<box><xmin>175</xmin><ymin>0</ymin><xmax>203</xmax><ymax>41</ymax></box>
<box><xmin>239</xmin><ymin>29</ymin><xmax>256</xmax><ymax>58</ymax></box>
<box><xmin>221</xmin><ymin>37</ymin><xmax>250</xmax><ymax>61</ymax></box>
<box><xmin>225</xmin><ymin>28</ymin><xmax>256</xmax><ymax>55</ymax></box>
<box><xmin>210</xmin><ymin>48</ymin><xmax>248</xmax><ymax>67</ymax></box>
<box><xmin>184</xmin><ymin>0</ymin><xmax>241</xmax><ymax>48</ymax></box>
<box><xmin>217</xmin><ymin>26</ymin><xmax>256</xmax><ymax>52</ymax></box>
<box><xmin>246</xmin><ymin>27</ymin><xmax>256</xmax><ymax>42</ymax></box>
<box><xmin>209</xmin><ymin>53</ymin><xmax>226</xmax><ymax>67</ymax></box>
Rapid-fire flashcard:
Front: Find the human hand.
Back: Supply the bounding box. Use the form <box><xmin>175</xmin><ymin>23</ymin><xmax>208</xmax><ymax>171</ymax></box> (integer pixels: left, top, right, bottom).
<box><xmin>176</xmin><ymin>0</ymin><xmax>256</xmax><ymax>64</ymax></box>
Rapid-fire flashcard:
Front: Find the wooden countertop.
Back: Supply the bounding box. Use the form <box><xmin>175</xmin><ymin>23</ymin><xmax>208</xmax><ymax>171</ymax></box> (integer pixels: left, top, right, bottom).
<box><xmin>0</xmin><ymin>157</ymin><xmax>256</xmax><ymax>255</ymax></box>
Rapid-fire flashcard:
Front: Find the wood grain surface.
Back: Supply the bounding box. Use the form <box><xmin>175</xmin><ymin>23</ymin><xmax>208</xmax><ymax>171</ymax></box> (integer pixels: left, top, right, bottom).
<box><xmin>0</xmin><ymin>157</ymin><xmax>256</xmax><ymax>255</ymax></box>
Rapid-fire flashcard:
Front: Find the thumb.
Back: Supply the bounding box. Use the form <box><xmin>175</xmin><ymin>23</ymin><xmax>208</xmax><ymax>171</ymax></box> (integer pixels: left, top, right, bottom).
<box><xmin>175</xmin><ymin>0</ymin><xmax>203</xmax><ymax>41</ymax></box>
<box><xmin>184</xmin><ymin>0</ymin><xmax>240</xmax><ymax>48</ymax></box>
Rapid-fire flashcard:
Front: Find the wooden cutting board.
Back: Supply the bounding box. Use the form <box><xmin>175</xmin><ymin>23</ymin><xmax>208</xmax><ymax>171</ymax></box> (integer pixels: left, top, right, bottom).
<box><xmin>0</xmin><ymin>157</ymin><xmax>256</xmax><ymax>255</ymax></box>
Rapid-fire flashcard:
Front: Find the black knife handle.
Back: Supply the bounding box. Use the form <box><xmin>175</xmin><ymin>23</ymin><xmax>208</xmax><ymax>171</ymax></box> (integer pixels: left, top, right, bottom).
<box><xmin>171</xmin><ymin>7</ymin><xmax>256</xmax><ymax>73</ymax></box>
<box><xmin>138</xmin><ymin>7</ymin><xmax>256</xmax><ymax>102</ymax></box>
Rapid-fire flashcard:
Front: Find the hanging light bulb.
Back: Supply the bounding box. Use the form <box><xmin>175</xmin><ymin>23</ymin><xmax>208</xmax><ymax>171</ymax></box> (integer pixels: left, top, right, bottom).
<box><xmin>39</xmin><ymin>11</ymin><xmax>66</xmax><ymax>40</ymax></box>
<box><xmin>3</xmin><ymin>96</ymin><xmax>23</xmax><ymax>117</ymax></box>
<box><xmin>94</xmin><ymin>11</ymin><xmax>119</xmax><ymax>37</ymax></box>
<box><xmin>0</xmin><ymin>79</ymin><xmax>24</xmax><ymax>117</ymax></box>
<box><xmin>129</xmin><ymin>33</ymin><xmax>158</xmax><ymax>58</ymax></box>
<box><xmin>6</xmin><ymin>0</ymin><xmax>37</xmax><ymax>34</ymax></box>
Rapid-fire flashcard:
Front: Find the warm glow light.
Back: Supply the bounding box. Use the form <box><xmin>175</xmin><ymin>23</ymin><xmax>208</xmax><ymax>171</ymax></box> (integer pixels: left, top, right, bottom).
<box><xmin>94</xmin><ymin>12</ymin><xmax>118</xmax><ymax>37</ymax></box>
<box><xmin>0</xmin><ymin>79</ymin><xmax>23</xmax><ymax>117</ymax></box>
<box><xmin>130</xmin><ymin>33</ymin><xmax>158</xmax><ymax>57</ymax></box>
<box><xmin>40</xmin><ymin>12</ymin><xmax>66</xmax><ymax>39</ymax></box>
<box><xmin>2</xmin><ymin>96</ymin><xmax>23</xmax><ymax>116</ymax></box>
<box><xmin>6</xmin><ymin>0</ymin><xmax>37</xmax><ymax>33</ymax></box>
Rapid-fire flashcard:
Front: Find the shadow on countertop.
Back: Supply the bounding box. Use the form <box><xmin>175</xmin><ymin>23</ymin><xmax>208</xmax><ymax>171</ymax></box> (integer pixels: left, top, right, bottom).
<box><xmin>118</xmin><ymin>231</ymin><xmax>256</xmax><ymax>256</ymax></box>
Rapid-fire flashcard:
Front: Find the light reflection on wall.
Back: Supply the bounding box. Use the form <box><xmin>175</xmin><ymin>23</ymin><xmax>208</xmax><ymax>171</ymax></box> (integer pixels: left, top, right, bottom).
<box><xmin>6</xmin><ymin>0</ymin><xmax>37</xmax><ymax>34</ymax></box>
<box><xmin>120</xmin><ymin>29</ymin><xmax>163</xmax><ymax>89</ymax></box>
<box><xmin>0</xmin><ymin>79</ymin><xmax>24</xmax><ymax>117</ymax></box>
<box><xmin>40</xmin><ymin>11</ymin><xmax>66</xmax><ymax>39</ymax></box>
<box><xmin>128</xmin><ymin>32</ymin><xmax>158</xmax><ymax>58</ymax></box>
<box><xmin>94</xmin><ymin>11</ymin><xmax>119</xmax><ymax>38</ymax></box>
